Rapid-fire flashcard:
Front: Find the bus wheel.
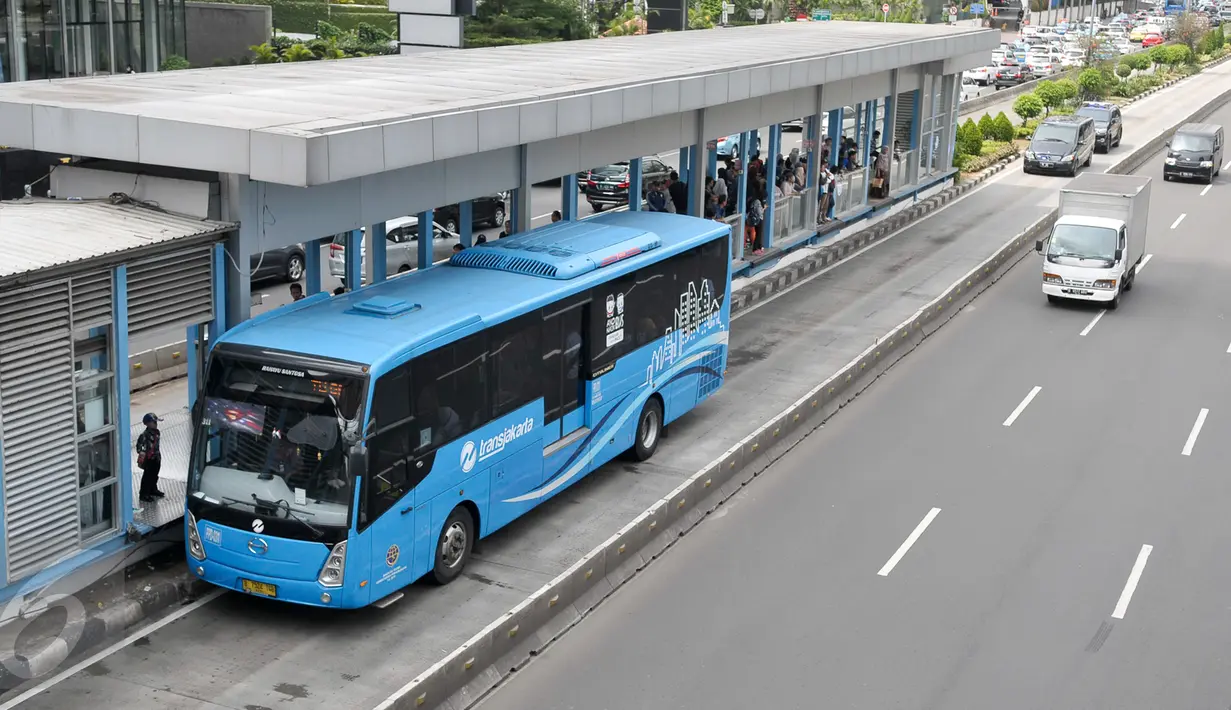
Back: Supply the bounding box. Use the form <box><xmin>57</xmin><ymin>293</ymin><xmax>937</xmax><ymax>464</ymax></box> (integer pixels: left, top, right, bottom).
<box><xmin>431</xmin><ymin>507</ymin><xmax>474</xmax><ymax>585</ymax></box>
<box><xmin>633</xmin><ymin>398</ymin><xmax>663</xmax><ymax>462</ymax></box>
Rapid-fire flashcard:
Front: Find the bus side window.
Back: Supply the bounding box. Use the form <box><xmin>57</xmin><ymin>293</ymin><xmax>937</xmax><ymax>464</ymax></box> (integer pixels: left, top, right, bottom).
<box><xmin>542</xmin><ymin>305</ymin><xmax>585</xmax><ymax>425</ymax></box>
<box><xmin>365</xmin><ymin>364</ymin><xmax>413</xmax><ymax>526</ymax></box>
<box><xmin>411</xmin><ymin>334</ymin><xmax>487</xmax><ymax>456</ymax></box>
<box><xmin>489</xmin><ymin>315</ymin><xmax>541</xmax><ymax>419</ymax></box>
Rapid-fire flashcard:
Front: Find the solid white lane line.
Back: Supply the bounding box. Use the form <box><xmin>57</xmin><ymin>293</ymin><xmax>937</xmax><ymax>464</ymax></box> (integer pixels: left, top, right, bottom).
<box><xmin>1226</xmin><ymin>340</ymin><xmax>1231</xmax><ymax>354</ymax></box>
<box><xmin>1201</xmin><ymin>184</ymin><xmax>1213</xmax><ymax>197</ymax></box>
<box><xmin>1080</xmin><ymin>310</ymin><xmax>1106</xmax><ymax>337</ymax></box>
<box><xmin>0</xmin><ymin>589</ymin><xmax>226</xmax><ymax>709</ymax></box>
<box><xmin>878</xmin><ymin>508</ymin><xmax>941</xmax><ymax>577</ymax></box>
<box><xmin>1224</xmin><ymin>159</ymin><xmax>1231</xmax><ymax>171</ymax></box>
<box><xmin>1170</xmin><ymin>213</ymin><xmax>1186</xmax><ymax>230</ymax></box>
<box><xmin>1136</xmin><ymin>253</ymin><xmax>1153</xmax><ymax>275</ymax></box>
<box><xmin>1181</xmin><ymin>408</ymin><xmax>1209</xmax><ymax>457</ymax></box>
<box><xmin>1003</xmin><ymin>386</ymin><xmax>1042</xmax><ymax>427</ymax></box>
<box><xmin>1111</xmin><ymin>544</ymin><xmax>1154</xmax><ymax>620</ymax></box>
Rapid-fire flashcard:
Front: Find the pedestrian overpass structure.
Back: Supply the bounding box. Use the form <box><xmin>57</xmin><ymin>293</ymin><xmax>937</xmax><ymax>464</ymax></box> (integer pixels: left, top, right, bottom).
<box><xmin>0</xmin><ymin>20</ymin><xmax>997</xmax><ymax>594</ymax></box>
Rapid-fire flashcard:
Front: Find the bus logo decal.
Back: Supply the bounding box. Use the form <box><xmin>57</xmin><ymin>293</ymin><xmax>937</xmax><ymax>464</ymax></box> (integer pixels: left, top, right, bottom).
<box><xmin>386</xmin><ymin>545</ymin><xmax>400</xmax><ymax>567</ymax></box>
<box><xmin>605</xmin><ymin>295</ymin><xmax>615</xmax><ymax>317</ymax></box>
<box><xmin>460</xmin><ymin>440</ymin><xmax>478</xmax><ymax>473</ymax></box>
<box><xmin>252</xmin><ymin>519</ymin><xmax>265</xmax><ymax>533</ymax></box>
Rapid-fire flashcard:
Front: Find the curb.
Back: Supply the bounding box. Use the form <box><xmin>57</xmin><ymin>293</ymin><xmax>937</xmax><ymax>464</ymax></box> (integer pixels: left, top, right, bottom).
<box><xmin>374</xmin><ymin>72</ymin><xmax>1231</xmax><ymax>710</ymax></box>
<box><xmin>0</xmin><ymin>573</ymin><xmax>210</xmax><ymax>681</ymax></box>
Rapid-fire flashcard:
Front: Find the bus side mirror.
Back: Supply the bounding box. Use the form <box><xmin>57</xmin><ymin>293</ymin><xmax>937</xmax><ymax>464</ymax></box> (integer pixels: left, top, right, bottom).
<box><xmin>1035</xmin><ymin>239</ymin><xmax>1044</xmax><ymax>252</ymax></box>
<box><xmin>348</xmin><ymin>447</ymin><xmax>367</xmax><ymax>481</ymax></box>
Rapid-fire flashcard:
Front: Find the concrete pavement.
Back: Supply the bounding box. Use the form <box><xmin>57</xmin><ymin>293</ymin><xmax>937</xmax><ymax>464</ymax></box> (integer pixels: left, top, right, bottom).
<box><xmin>14</xmin><ymin>49</ymin><xmax>1231</xmax><ymax>710</ymax></box>
<box><xmin>471</xmin><ymin>96</ymin><xmax>1231</xmax><ymax>710</ymax></box>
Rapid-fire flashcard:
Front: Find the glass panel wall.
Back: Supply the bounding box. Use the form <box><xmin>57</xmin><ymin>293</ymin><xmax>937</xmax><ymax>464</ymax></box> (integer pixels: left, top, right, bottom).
<box><xmin>21</xmin><ymin>0</ymin><xmax>65</xmax><ymax>80</ymax></box>
<box><xmin>64</xmin><ymin>0</ymin><xmax>111</xmax><ymax>76</ymax></box>
<box><xmin>0</xmin><ymin>0</ymin><xmax>10</xmax><ymax>82</ymax></box>
<box><xmin>73</xmin><ymin>325</ymin><xmax>118</xmax><ymax>543</ymax></box>
<box><xmin>2</xmin><ymin>0</ymin><xmax>171</xmax><ymax>81</ymax></box>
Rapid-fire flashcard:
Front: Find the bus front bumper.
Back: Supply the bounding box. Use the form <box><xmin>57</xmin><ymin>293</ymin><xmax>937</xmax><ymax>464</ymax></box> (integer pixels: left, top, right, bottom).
<box><xmin>189</xmin><ymin>556</ymin><xmax>355</xmax><ymax>608</ymax></box>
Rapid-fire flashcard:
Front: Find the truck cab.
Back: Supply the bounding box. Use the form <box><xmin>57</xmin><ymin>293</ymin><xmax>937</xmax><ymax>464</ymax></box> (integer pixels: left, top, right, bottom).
<box><xmin>1036</xmin><ymin>173</ymin><xmax>1151</xmax><ymax>310</ymax></box>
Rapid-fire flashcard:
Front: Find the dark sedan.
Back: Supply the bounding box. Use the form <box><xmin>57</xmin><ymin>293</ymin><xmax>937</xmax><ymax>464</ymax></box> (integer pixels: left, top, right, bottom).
<box><xmin>993</xmin><ymin>61</ymin><xmax>1034</xmax><ymax>87</ymax></box>
<box><xmin>584</xmin><ymin>158</ymin><xmax>673</xmax><ymax>211</ymax></box>
<box><xmin>435</xmin><ymin>194</ymin><xmax>507</xmax><ymax>234</ymax></box>
<box><xmin>251</xmin><ymin>244</ymin><xmax>306</xmax><ymax>283</ymax></box>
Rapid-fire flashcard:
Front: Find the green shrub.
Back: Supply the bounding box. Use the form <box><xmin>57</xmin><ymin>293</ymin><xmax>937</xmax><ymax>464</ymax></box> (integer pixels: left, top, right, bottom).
<box><xmin>1166</xmin><ymin>44</ymin><xmax>1193</xmax><ymax>66</ymax></box>
<box><xmin>993</xmin><ymin>112</ymin><xmax>1016</xmax><ymax>141</ymax></box>
<box><xmin>1115</xmin><ymin>62</ymin><xmax>1133</xmax><ymax>79</ymax></box>
<box><xmin>1034</xmin><ymin>80</ymin><xmax>1065</xmax><ymax>114</ymax></box>
<box><xmin>1077</xmin><ymin>67</ymin><xmax>1106</xmax><ymax>99</ymax></box>
<box><xmin>958</xmin><ymin>141</ymin><xmax>1019</xmax><ymax>172</ymax></box>
<box><xmin>160</xmin><ymin>54</ymin><xmax>190</xmax><ymax>71</ymax></box>
<box><xmin>978</xmin><ymin>113</ymin><xmax>996</xmax><ymax>140</ymax></box>
<box><xmin>1013</xmin><ymin>93</ymin><xmax>1044</xmax><ymax>124</ymax></box>
<box><xmin>1148</xmin><ymin>44</ymin><xmax>1169</xmax><ymax>65</ymax></box>
<box><xmin>212</xmin><ymin>0</ymin><xmax>396</xmax><ymax>34</ymax></box>
<box><xmin>959</xmin><ymin>118</ymin><xmax>983</xmax><ymax>157</ymax></box>
<box><xmin>1055</xmin><ymin>77</ymin><xmax>1079</xmax><ymax>102</ymax></box>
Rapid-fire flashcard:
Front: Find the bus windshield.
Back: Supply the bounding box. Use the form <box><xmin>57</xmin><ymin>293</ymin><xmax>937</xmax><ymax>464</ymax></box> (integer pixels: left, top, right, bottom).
<box><xmin>188</xmin><ymin>354</ymin><xmax>366</xmax><ymax>537</ymax></box>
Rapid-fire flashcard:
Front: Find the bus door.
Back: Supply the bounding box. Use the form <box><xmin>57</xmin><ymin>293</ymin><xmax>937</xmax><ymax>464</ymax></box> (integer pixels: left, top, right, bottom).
<box><xmin>540</xmin><ymin>297</ymin><xmax>589</xmax><ymax>491</ymax></box>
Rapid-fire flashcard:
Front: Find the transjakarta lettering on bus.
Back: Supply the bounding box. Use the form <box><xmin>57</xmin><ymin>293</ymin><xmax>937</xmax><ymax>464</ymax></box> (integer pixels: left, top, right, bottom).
<box><xmin>460</xmin><ymin>417</ymin><xmax>535</xmax><ymax>473</ymax></box>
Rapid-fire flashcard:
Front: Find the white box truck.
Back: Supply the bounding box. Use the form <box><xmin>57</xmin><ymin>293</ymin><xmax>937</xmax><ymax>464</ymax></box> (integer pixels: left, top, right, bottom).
<box><xmin>1035</xmin><ymin>173</ymin><xmax>1151</xmax><ymax>310</ymax></box>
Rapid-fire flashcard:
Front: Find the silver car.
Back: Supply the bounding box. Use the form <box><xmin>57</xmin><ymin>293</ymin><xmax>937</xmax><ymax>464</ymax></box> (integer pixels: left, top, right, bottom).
<box><xmin>327</xmin><ymin>216</ymin><xmax>458</xmax><ymax>285</ymax></box>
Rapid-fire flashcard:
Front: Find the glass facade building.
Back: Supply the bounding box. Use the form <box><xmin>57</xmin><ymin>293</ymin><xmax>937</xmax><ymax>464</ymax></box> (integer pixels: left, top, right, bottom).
<box><xmin>0</xmin><ymin>0</ymin><xmax>185</xmax><ymax>82</ymax></box>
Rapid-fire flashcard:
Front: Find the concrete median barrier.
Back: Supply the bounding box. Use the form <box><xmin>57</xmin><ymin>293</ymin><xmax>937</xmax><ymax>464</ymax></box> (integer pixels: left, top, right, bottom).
<box><xmin>373</xmin><ymin>78</ymin><xmax>1231</xmax><ymax>710</ymax></box>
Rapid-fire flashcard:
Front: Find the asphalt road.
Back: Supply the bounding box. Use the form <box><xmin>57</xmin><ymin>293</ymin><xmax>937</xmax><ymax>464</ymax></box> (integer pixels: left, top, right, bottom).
<box><xmin>472</xmin><ymin>100</ymin><xmax>1231</xmax><ymax>710</ymax></box>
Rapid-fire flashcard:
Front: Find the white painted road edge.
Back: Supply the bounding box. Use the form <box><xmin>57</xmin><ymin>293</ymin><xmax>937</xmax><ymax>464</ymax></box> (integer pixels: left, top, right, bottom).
<box><xmin>1080</xmin><ymin>310</ymin><xmax>1106</xmax><ymax>337</ymax></box>
<box><xmin>1003</xmin><ymin>386</ymin><xmax>1042</xmax><ymax>427</ymax></box>
<box><xmin>0</xmin><ymin>589</ymin><xmax>226</xmax><ymax>710</ymax></box>
<box><xmin>1136</xmin><ymin>253</ymin><xmax>1153</xmax><ymax>275</ymax></box>
<box><xmin>1181</xmin><ymin>408</ymin><xmax>1209</xmax><ymax>457</ymax></box>
<box><xmin>877</xmin><ymin>508</ymin><xmax>941</xmax><ymax>577</ymax></box>
<box><xmin>1170</xmin><ymin>213</ymin><xmax>1186</xmax><ymax>230</ymax></box>
<box><xmin>1111</xmin><ymin>544</ymin><xmax>1153</xmax><ymax>620</ymax></box>
<box><xmin>1200</xmin><ymin>184</ymin><xmax>1212</xmax><ymax>197</ymax></box>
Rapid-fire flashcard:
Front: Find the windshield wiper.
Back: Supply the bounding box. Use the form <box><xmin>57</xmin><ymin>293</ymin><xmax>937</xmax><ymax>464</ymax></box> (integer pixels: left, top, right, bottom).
<box><xmin>221</xmin><ymin>494</ymin><xmax>325</xmax><ymax>539</ymax></box>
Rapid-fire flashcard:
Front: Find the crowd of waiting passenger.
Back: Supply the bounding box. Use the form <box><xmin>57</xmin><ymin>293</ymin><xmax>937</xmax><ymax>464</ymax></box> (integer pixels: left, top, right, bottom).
<box><xmin>643</xmin><ymin>131</ymin><xmax>901</xmax><ymax>255</ymax></box>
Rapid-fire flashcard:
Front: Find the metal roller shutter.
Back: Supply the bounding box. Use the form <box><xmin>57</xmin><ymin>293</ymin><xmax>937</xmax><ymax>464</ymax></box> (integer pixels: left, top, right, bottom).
<box><xmin>0</xmin><ymin>281</ymin><xmax>79</xmax><ymax>581</ymax></box>
<box><xmin>895</xmin><ymin>91</ymin><xmax>915</xmax><ymax>145</ymax></box>
<box><xmin>127</xmin><ymin>245</ymin><xmax>214</xmax><ymax>336</ymax></box>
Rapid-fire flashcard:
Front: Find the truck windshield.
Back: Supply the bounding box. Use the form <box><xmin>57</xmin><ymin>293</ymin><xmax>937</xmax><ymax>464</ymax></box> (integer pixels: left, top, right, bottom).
<box><xmin>1047</xmin><ymin>224</ymin><xmax>1119</xmax><ymax>264</ymax></box>
<box><xmin>188</xmin><ymin>355</ymin><xmax>366</xmax><ymax>534</ymax></box>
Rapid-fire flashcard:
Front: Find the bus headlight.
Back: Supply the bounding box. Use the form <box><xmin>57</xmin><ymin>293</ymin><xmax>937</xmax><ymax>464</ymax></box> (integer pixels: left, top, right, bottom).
<box><xmin>187</xmin><ymin>513</ymin><xmax>207</xmax><ymax>561</ymax></box>
<box><xmin>318</xmin><ymin>541</ymin><xmax>347</xmax><ymax>588</ymax></box>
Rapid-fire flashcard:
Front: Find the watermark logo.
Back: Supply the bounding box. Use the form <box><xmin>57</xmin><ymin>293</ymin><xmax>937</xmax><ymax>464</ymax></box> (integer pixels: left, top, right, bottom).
<box><xmin>251</xmin><ymin>519</ymin><xmax>265</xmax><ymax>534</ymax></box>
<box><xmin>460</xmin><ymin>440</ymin><xmax>477</xmax><ymax>473</ymax></box>
<box><xmin>386</xmin><ymin>545</ymin><xmax>400</xmax><ymax>567</ymax></box>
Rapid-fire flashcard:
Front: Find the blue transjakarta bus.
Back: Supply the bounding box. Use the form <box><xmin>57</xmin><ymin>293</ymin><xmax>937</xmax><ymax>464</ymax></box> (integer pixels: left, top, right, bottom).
<box><xmin>184</xmin><ymin>211</ymin><xmax>731</xmax><ymax>608</ymax></box>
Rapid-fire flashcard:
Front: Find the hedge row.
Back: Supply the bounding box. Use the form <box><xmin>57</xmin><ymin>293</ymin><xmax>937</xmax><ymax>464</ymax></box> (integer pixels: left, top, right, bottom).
<box><xmin>205</xmin><ymin>0</ymin><xmax>395</xmax><ymax>34</ymax></box>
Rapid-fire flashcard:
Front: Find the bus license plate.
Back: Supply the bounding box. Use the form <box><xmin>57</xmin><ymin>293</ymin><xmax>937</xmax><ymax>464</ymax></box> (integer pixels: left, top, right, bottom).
<box><xmin>241</xmin><ymin>579</ymin><xmax>278</xmax><ymax>597</ymax></box>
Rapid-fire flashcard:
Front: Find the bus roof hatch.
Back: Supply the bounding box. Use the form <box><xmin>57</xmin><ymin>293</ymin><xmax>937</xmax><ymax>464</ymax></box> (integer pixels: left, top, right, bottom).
<box><xmin>448</xmin><ymin>222</ymin><xmax>661</xmax><ymax>280</ymax></box>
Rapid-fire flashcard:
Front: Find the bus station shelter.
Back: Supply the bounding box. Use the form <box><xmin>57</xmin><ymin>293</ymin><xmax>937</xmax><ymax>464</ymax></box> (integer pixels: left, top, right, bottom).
<box><xmin>0</xmin><ymin>19</ymin><xmax>997</xmax><ymax>595</ymax></box>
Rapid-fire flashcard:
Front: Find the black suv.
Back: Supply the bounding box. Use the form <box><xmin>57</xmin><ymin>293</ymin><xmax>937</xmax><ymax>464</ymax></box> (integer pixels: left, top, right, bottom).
<box><xmin>585</xmin><ymin>158</ymin><xmax>672</xmax><ymax>211</ymax></box>
<box><xmin>435</xmin><ymin>194</ymin><xmax>507</xmax><ymax>234</ymax></box>
<box><xmin>1023</xmin><ymin>115</ymin><xmax>1096</xmax><ymax>176</ymax></box>
<box><xmin>1164</xmin><ymin>122</ymin><xmax>1223</xmax><ymax>184</ymax></box>
<box><xmin>1074</xmin><ymin>102</ymin><xmax>1123</xmax><ymax>152</ymax></box>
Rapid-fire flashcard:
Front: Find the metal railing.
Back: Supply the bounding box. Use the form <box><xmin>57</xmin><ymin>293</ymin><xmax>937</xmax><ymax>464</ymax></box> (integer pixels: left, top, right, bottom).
<box><xmin>724</xmin><ymin>212</ymin><xmax>745</xmax><ymax>260</ymax></box>
<box><xmin>772</xmin><ymin>194</ymin><xmax>793</xmax><ymax>241</ymax></box>
<box><xmin>890</xmin><ymin>149</ymin><xmax>919</xmax><ymax>194</ymax></box>
<box><xmin>832</xmin><ymin>167</ymin><xmax>868</xmax><ymax>215</ymax></box>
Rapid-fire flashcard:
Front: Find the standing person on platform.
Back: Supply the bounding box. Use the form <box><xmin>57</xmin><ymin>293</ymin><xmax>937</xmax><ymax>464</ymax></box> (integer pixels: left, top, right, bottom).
<box><xmin>136</xmin><ymin>414</ymin><xmax>165</xmax><ymax>503</ymax></box>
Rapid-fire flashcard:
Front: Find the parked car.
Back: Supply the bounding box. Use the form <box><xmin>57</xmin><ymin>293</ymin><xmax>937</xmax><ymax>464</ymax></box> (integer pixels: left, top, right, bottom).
<box><xmin>716</xmin><ymin>133</ymin><xmax>761</xmax><ymax>159</ymax></box>
<box><xmin>584</xmin><ymin>158</ymin><xmax>672</xmax><ymax>211</ymax></box>
<box><xmin>1141</xmin><ymin>32</ymin><xmax>1164</xmax><ymax>46</ymax></box>
<box><xmin>327</xmin><ymin>216</ymin><xmax>457</xmax><ymax>285</ymax></box>
<box><xmin>252</xmin><ymin>245</ymin><xmax>306</xmax><ymax>283</ymax></box>
<box><xmin>994</xmin><ymin>61</ymin><xmax>1034</xmax><ymax>87</ymax></box>
<box><xmin>963</xmin><ymin>66</ymin><xmax>993</xmax><ymax>85</ymax></box>
<box><xmin>434</xmin><ymin>194</ymin><xmax>507</xmax><ymax>234</ymax></box>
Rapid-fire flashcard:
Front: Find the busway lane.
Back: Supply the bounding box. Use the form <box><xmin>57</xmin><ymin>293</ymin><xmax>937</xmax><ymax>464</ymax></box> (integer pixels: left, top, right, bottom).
<box><xmin>13</xmin><ymin>66</ymin><xmax>1231</xmax><ymax>710</ymax></box>
<box><xmin>475</xmin><ymin>104</ymin><xmax>1231</xmax><ymax>710</ymax></box>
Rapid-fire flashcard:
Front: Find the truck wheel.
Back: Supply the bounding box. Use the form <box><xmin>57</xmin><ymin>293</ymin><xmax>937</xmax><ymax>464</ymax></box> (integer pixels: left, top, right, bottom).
<box><xmin>1047</xmin><ymin>294</ymin><xmax>1060</xmax><ymax>305</ymax></box>
<box><xmin>1124</xmin><ymin>269</ymin><xmax>1135</xmax><ymax>292</ymax></box>
<box><xmin>430</xmin><ymin>506</ymin><xmax>474</xmax><ymax>585</ymax></box>
<box><xmin>1107</xmin><ymin>291</ymin><xmax>1121</xmax><ymax>310</ymax></box>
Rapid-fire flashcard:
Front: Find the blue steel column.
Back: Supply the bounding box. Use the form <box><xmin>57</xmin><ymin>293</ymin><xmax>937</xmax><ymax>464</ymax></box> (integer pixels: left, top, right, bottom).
<box><xmin>707</xmin><ymin>145</ymin><xmax>718</xmax><ymax>182</ymax></box>
<box><xmin>853</xmin><ymin>101</ymin><xmax>862</xmax><ymax>153</ymax></box>
<box><xmin>686</xmin><ymin>141</ymin><xmax>704</xmax><ymax>216</ymax></box>
<box><xmin>0</xmin><ymin>398</ymin><xmax>6</xmax><ymax>581</ymax></box>
<box><xmin>113</xmin><ymin>264</ymin><xmax>135</xmax><ymax>527</ymax></box>
<box><xmin>304</xmin><ymin>238</ymin><xmax>321</xmax><ymax>296</ymax></box>
<box><xmin>562</xmin><ymin>175</ymin><xmax>579</xmax><ymax>220</ymax></box>
<box><xmin>882</xmin><ymin>93</ymin><xmax>895</xmax><ymax>149</ymax></box>
<box><xmin>805</xmin><ymin>115</ymin><xmax>818</xmax><ymax>189</ymax></box>
<box><xmin>459</xmin><ymin>201</ymin><xmax>473</xmax><ymax>247</ymax></box>
<box><xmin>828</xmin><ymin>110</ymin><xmax>841</xmax><ymax>166</ymax></box>
<box><xmin>417</xmin><ymin>210</ymin><xmax>434</xmax><ymax>269</ymax></box>
<box><xmin>370</xmin><ymin>222</ymin><xmax>387</xmax><ymax>284</ymax></box>
<box><xmin>629</xmin><ymin>158</ymin><xmax>643</xmax><ymax>211</ymax></box>
<box><xmin>763</xmin><ymin>124</ymin><xmax>781</xmax><ymax>249</ymax></box>
<box><xmin>735</xmin><ymin>131</ymin><xmax>750</xmax><ymax>261</ymax></box>
<box><xmin>344</xmin><ymin>228</ymin><xmax>362</xmax><ymax>289</ymax></box>
<box><xmin>863</xmin><ymin>101</ymin><xmax>876</xmax><ymax>204</ymax></box>
<box><xmin>909</xmin><ymin>89</ymin><xmax>922</xmax><ymax>150</ymax></box>
<box><xmin>207</xmin><ymin>243</ymin><xmax>227</xmax><ymax>351</ymax></box>
<box><xmin>186</xmin><ymin>324</ymin><xmax>200</xmax><ymax>410</ymax></box>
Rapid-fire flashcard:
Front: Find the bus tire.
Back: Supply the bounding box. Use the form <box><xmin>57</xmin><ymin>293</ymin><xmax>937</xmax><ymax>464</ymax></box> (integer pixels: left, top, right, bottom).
<box><xmin>430</xmin><ymin>506</ymin><xmax>474</xmax><ymax>585</ymax></box>
<box><xmin>632</xmin><ymin>397</ymin><xmax>663</xmax><ymax>462</ymax></box>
